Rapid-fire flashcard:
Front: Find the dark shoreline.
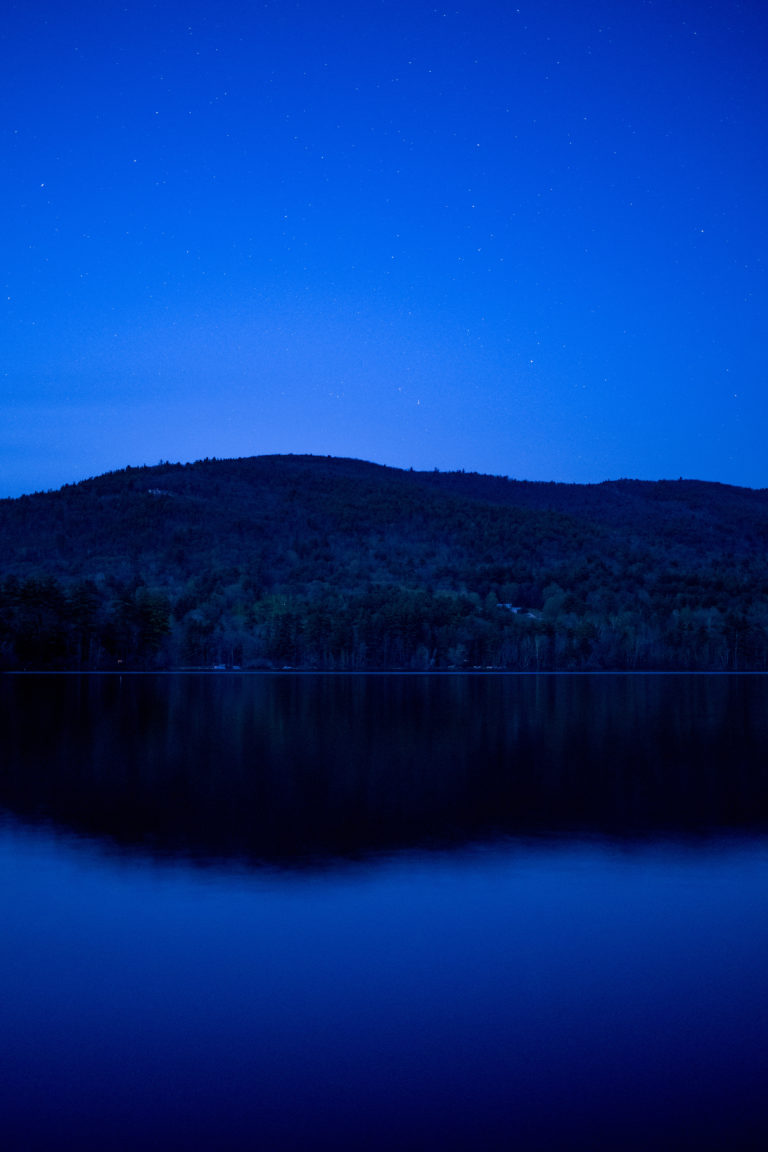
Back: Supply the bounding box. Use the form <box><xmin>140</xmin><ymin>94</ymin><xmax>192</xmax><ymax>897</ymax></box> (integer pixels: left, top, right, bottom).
<box><xmin>4</xmin><ymin>667</ymin><xmax>768</xmax><ymax>677</ymax></box>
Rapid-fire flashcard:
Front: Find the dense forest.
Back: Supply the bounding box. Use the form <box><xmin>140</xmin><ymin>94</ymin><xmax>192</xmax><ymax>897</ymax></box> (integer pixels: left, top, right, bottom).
<box><xmin>1</xmin><ymin>453</ymin><xmax>768</xmax><ymax>671</ymax></box>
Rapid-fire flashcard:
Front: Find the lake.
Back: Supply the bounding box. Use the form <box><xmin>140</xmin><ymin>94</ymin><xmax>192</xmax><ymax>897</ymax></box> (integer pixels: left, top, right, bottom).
<box><xmin>1</xmin><ymin>673</ymin><xmax>767</xmax><ymax>1150</ymax></box>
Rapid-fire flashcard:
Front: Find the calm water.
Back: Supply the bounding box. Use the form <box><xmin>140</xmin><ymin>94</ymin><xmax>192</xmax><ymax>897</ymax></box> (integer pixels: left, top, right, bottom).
<box><xmin>1</xmin><ymin>673</ymin><xmax>767</xmax><ymax>1150</ymax></box>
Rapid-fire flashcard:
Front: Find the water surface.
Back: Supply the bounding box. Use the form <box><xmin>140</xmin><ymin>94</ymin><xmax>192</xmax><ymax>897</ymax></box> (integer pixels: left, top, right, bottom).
<box><xmin>1</xmin><ymin>674</ymin><xmax>767</xmax><ymax>1149</ymax></box>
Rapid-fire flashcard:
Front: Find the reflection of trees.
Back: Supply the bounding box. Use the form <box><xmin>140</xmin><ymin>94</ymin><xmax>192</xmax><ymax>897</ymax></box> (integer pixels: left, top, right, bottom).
<box><xmin>1</xmin><ymin>674</ymin><xmax>767</xmax><ymax>866</ymax></box>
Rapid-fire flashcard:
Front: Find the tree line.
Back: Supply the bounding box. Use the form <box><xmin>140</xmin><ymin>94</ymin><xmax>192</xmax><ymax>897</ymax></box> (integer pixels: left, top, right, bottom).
<box><xmin>2</xmin><ymin>571</ymin><xmax>766</xmax><ymax>672</ymax></box>
<box><xmin>1</xmin><ymin>454</ymin><xmax>767</xmax><ymax>671</ymax></box>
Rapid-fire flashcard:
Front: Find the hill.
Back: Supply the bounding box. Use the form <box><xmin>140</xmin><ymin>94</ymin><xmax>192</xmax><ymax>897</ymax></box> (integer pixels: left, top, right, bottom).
<box><xmin>1</xmin><ymin>454</ymin><xmax>767</xmax><ymax>670</ymax></box>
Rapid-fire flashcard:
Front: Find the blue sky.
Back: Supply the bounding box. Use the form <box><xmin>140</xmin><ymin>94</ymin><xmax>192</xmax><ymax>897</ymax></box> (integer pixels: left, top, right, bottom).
<box><xmin>2</xmin><ymin>0</ymin><xmax>766</xmax><ymax>496</ymax></box>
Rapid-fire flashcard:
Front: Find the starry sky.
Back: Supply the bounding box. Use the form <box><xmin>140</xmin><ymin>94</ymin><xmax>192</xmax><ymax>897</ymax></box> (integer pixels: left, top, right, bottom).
<box><xmin>2</xmin><ymin>0</ymin><xmax>766</xmax><ymax>497</ymax></box>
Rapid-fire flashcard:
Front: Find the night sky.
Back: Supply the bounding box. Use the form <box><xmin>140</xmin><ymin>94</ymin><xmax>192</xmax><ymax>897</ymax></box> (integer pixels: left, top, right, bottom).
<box><xmin>3</xmin><ymin>0</ymin><xmax>766</xmax><ymax>497</ymax></box>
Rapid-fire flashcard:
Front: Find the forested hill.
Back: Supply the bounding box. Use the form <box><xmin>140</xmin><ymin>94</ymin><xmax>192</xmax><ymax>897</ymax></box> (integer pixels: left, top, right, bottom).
<box><xmin>1</xmin><ymin>453</ymin><xmax>768</xmax><ymax>671</ymax></box>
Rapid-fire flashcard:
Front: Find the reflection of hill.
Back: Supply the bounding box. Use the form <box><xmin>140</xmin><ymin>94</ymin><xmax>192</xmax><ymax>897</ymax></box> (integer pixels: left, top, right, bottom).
<box><xmin>1</xmin><ymin>455</ymin><xmax>768</xmax><ymax>670</ymax></box>
<box><xmin>2</xmin><ymin>674</ymin><xmax>767</xmax><ymax>868</ymax></box>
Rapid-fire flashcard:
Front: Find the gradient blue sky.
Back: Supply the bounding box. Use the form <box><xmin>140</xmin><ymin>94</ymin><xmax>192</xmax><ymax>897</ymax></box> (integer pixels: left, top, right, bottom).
<box><xmin>2</xmin><ymin>0</ymin><xmax>766</xmax><ymax>496</ymax></box>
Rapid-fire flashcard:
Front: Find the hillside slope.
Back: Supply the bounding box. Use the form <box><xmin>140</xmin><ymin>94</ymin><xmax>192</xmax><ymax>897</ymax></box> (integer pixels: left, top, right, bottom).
<box><xmin>1</xmin><ymin>454</ymin><xmax>767</xmax><ymax>670</ymax></box>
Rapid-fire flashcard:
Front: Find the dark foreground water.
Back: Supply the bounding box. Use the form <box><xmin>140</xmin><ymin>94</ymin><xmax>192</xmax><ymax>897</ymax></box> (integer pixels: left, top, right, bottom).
<box><xmin>1</xmin><ymin>673</ymin><xmax>767</xmax><ymax>1150</ymax></box>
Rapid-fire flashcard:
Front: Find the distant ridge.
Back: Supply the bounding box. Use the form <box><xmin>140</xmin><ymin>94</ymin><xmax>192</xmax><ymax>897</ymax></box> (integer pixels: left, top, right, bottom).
<box><xmin>1</xmin><ymin>454</ymin><xmax>767</xmax><ymax>671</ymax></box>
